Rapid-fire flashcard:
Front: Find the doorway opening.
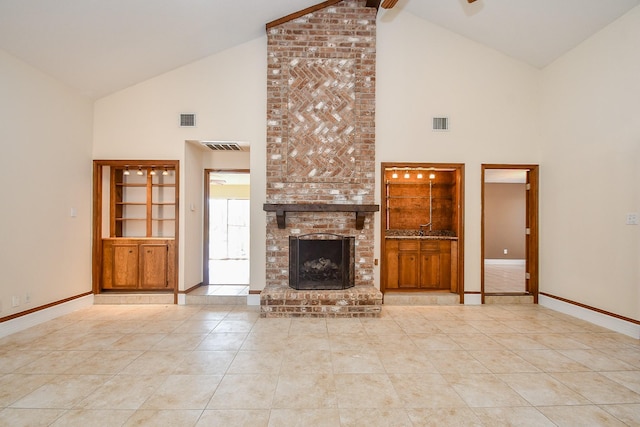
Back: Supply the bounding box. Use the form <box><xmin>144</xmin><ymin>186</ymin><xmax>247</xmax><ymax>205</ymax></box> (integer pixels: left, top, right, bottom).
<box><xmin>203</xmin><ymin>169</ymin><xmax>250</xmax><ymax>289</ymax></box>
<box><xmin>481</xmin><ymin>165</ymin><xmax>539</xmax><ymax>303</ymax></box>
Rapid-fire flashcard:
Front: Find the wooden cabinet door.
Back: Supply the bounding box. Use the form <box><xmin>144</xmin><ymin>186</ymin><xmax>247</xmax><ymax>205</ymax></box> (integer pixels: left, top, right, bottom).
<box><xmin>419</xmin><ymin>252</ymin><xmax>440</xmax><ymax>288</ymax></box>
<box><xmin>439</xmin><ymin>240</ymin><xmax>452</xmax><ymax>291</ymax></box>
<box><xmin>385</xmin><ymin>240</ymin><xmax>399</xmax><ymax>289</ymax></box>
<box><xmin>139</xmin><ymin>244</ymin><xmax>168</xmax><ymax>289</ymax></box>
<box><xmin>419</xmin><ymin>241</ymin><xmax>440</xmax><ymax>289</ymax></box>
<box><xmin>398</xmin><ymin>240</ymin><xmax>420</xmax><ymax>288</ymax></box>
<box><xmin>112</xmin><ymin>244</ymin><xmax>139</xmax><ymax>288</ymax></box>
<box><xmin>450</xmin><ymin>240</ymin><xmax>458</xmax><ymax>293</ymax></box>
<box><xmin>398</xmin><ymin>251</ymin><xmax>419</xmax><ymax>288</ymax></box>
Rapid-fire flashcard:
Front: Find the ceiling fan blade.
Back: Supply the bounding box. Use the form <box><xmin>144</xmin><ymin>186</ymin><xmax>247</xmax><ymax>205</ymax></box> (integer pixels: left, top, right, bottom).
<box><xmin>381</xmin><ymin>0</ymin><xmax>399</xmax><ymax>9</ymax></box>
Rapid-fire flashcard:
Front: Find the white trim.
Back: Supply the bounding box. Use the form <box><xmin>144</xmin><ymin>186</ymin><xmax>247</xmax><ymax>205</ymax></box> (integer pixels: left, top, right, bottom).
<box><xmin>484</xmin><ymin>259</ymin><xmax>526</xmax><ymax>266</ymax></box>
<box><xmin>0</xmin><ymin>294</ymin><xmax>94</xmax><ymax>339</ymax></box>
<box><xmin>247</xmin><ymin>294</ymin><xmax>260</xmax><ymax>306</ymax></box>
<box><xmin>464</xmin><ymin>293</ymin><xmax>482</xmax><ymax>305</ymax></box>
<box><xmin>539</xmin><ymin>294</ymin><xmax>640</xmax><ymax>339</ymax></box>
<box><xmin>177</xmin><ymin>293</ymin><xmax>187</xmax><ymax>305</ymax></box>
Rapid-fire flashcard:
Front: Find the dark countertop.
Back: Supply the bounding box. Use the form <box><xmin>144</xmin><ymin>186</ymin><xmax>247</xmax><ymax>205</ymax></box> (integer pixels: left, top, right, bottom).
<box><xmin>385</xmin><ymin>229</ymin><xmax>458</xmax><ymax>240</ymax></box>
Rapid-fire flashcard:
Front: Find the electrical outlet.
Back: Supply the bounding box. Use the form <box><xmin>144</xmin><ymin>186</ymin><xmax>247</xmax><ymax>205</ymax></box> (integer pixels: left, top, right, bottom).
<box><xmin>0</xmin><ymin>298</ymin><xmax>3</xmax><ymax>313</ymax></box>
<box><xmin>12</xmin><ymin>296</ymin><xmax>20</xmax><ymax>307</ymax></box>
<box><xmin>25</xmin><ymin>293</ymin><xmax>31</xmax><ymax>304</ymax></box>
<box><xmin>626</xmin><ymin>213</ymin><xmax>639</xmax><ymax>225</ymax></box>
<box><xmin>503</xmin><ymin>249</ymin><xmax>508</xmax><ymax>255</ymax></box>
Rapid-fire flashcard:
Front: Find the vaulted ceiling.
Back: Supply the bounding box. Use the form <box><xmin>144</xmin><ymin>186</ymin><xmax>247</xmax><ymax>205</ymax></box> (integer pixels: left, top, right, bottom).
<box><xmin>0</xmin><ymin>0</ymin><xmax>637</xmax><ymax>99</ymax></box>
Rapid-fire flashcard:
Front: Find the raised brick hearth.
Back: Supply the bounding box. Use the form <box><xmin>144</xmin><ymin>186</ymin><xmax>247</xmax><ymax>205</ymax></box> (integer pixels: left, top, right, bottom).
<box><xmin>260</xmin><ymin>285</ymin><xmax>382</xmax><ymax>318</ymax></box>
<box><xmin>261</xmin><ymin>1</ymin><xmax>381</xmax><ymax>317</ymax></box>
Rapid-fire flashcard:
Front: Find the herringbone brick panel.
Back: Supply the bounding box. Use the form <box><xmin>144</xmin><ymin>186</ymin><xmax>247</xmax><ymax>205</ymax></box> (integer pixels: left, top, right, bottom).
<box><xmin>286</xmin><ymin>58</ymin><xmax>357</xmax><ymax>182</ymax></box>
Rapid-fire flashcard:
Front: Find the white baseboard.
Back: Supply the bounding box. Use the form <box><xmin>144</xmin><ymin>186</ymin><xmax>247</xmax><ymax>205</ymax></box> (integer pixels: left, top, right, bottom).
<box><xmin>0</xmin><ymin>294</ymin><xmax>94</xmax><ymax>339</ymax></box>
<box><xmin>247</xmin><ymin>294</ymin><xmax>260</xmax><ymax>306</ymax></box>
<box><xmin>464</xmin><ymin>294</ymin><xmax>482</xmax><ymax>305</ymax></box>
<box><xmin>177</xmin><ymin>294</ymin><xmax>186</xmax><ymax>305</ymax></box>
<box><xmin>539</xmin><ymin>294</ymin><xmax>640</xmax><ymax>339</ymax></box>
<box><xmin>484</xmin><ymin>259</ymin><xmax>526</xmax><ymax>266</ymax></box>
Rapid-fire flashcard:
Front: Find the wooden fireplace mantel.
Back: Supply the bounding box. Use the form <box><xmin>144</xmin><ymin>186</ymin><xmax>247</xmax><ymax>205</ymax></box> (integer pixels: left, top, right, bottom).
<box><xmin>263</xmin><ymin>203</ymin><xmax>379</xmax><ymax>230</ymax></box>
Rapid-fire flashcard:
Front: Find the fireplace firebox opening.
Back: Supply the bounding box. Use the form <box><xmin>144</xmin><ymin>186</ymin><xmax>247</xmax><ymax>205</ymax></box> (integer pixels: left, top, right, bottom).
<box><xmin>289</xmin><ymin>233</ymin><xmax>355</xmax><ymax>290</ymax></box>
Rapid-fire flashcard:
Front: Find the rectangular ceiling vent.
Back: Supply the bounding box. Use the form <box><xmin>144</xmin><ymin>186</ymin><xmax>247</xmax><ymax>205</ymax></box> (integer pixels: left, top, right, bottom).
<box><xmin>179</xmin><ymin>113</ymin><xmax>196</xmax><ymax>127</ymax></box>
<box><xmin>432</xmin><ymin>117</ymin><xmax>449</xmax><ymax>131</ymax></box>
<box><xmin>202</xmin><ymin>141</ymin><xmax>244</xmax><ymax>151</ymax></box>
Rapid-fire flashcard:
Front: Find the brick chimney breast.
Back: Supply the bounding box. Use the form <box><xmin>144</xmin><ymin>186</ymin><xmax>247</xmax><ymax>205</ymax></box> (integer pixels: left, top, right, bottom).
<box><xmin>265</xmin><ymin>0</ymin><xmax>376</xmax><ymax>289</ymax></box>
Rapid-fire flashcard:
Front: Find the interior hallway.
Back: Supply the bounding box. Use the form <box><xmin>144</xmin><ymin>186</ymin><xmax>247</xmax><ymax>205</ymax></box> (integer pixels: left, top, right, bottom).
<box><xmin>1</xmin><ymin>304</ymin><xmax>640</xmax><ymax>426</ymax></box>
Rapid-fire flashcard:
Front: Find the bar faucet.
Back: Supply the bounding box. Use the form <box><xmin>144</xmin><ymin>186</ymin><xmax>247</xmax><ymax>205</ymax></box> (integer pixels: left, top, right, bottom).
<box><xmin>419</xmin><ymin>178</ymin><xmax>434</xmax><ymax>236</ymax></box>
<box><xmin>419</xmin><ymin>223</ymin><xmax>432</xmax><ymax>236</ymax></box>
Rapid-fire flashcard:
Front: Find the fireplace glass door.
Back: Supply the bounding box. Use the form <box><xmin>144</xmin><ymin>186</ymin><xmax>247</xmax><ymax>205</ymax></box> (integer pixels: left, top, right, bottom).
<box><xmin>289</xmin><ymin>233</ymin><xmax>355</xmax><ymax>290</ymax></box>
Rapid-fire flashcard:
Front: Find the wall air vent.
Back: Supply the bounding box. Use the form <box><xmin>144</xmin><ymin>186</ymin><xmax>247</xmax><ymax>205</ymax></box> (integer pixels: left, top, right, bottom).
<box><xmin>180</xmin><ymin>113</ymin><xmax>196</xmax><ymax>127</ymax></box>
<box><xmin>432</xmin><ymin>117</ymin><xmax>449</xmax><ymax>131</ymax></box>
<box><xmin>202</xmin><ymin>141</ymin><xmax>244</xmax><ymax>151</ymax></box>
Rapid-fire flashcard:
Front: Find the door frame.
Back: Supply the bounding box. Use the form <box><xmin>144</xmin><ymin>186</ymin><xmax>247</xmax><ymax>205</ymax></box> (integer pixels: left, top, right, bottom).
<box><xmin>203</xmin><ymin>168</ymin><xmax>250</xmax><ymax>286</ymax></box>
<box><xmin>481</xmin><ymin>164</ymin><xmax>539</xmax><ymax>303</ymax></box>
<box><xmin>380</xmin><ymin>162</ymin><xmax>465</xmax><ymax>303</ymax></box>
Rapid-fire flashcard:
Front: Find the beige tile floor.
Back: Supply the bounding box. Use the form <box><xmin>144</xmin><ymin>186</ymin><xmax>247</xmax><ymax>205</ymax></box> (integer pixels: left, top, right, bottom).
<box><xmin>190</xmin><ymin>285</ymin><xmax>249</xmax><ymax>296</ymax></box>
<box><xmin>484</xmin><ymin>262</ymin><xmax>526</xmax><ymax>293</ymax></box>
<box><xmin>1</xmin><ymin>304</ymin><xmax>640</xmax><ymax>426</ymax></box>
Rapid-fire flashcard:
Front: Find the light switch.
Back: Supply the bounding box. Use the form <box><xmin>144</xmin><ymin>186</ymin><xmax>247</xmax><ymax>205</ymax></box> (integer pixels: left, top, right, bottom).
<box><xmin>70</xmin><ymin>207</ymin><xmax>77</xmax><ymax>218</ymax></box>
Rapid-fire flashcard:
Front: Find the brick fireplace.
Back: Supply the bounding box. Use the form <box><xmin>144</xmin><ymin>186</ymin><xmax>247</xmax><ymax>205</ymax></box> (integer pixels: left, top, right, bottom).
<box><xmin>261</xmin><ymin>0</ymin><xmax>382</xmax><ymax>317</ymax></box>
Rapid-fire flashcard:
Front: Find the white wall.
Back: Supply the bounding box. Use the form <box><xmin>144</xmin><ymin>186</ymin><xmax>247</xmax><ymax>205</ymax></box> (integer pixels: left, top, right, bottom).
<box><xmin>183</xmin><ymin>142</ymin><xmax>204</xmax><ymax>289</ymax></box>
<box><xmin>540</xmin><ymin>6</ymin><xmax>640</xmax><ymax>319</ymax></box>
<box><xmin>376</xmin><ymin>11</ymin><xmax>541</xmax><ymax>293</ymax></box>
<box><xmin>93</xmin><ymin>38</ymin><xmax>266</xmax><ymax>291</ymax></box>
<box><xmin>0</xmin><ymin>49</ymin><xmax>93</xmax><ymax>317</ymax></box>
